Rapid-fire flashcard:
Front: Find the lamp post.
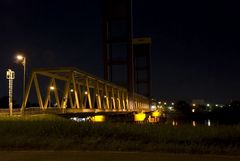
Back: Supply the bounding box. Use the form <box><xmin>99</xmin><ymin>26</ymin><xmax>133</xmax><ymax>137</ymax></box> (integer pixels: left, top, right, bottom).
<box><xmin>16</xmin><ymin>54</ymin><xmax>26</xmax><ymax>101</ymax></box>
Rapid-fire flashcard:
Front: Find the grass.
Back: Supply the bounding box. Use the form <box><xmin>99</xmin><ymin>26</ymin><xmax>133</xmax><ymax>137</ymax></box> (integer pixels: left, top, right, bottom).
<box><xmin>0</xmin><ymin>114</ymin><xmax>239</xmax><ymax>155</ymax></box>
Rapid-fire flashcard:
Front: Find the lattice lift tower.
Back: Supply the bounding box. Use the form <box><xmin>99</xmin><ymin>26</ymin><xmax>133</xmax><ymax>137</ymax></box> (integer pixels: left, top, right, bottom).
<box><xmin>103</xmin><ymin>0</ymin><xmax>151</xmax><ymax>109</ymax></box>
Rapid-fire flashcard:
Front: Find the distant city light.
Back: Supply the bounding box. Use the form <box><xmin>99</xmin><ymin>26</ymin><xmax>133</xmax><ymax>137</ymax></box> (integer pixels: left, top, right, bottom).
<box><xmin>168</xmin><ymin>106</ymin><xmax>173</xmax><ymax>111</ymax></box>
<box><xmin>171</xmin><ymin>102</ymin><xmax>174</xmax><ymax>106</ymax></box>
<box><xmin>207</xmin><ymin>104</ymin><xmax>210</xmax><ymax>107</ymax></box>
<box><xmin>151</xmin><ymin>105</ymin><xmax>156</xmax><ymax>110</ymax></box>
<box><xmin>192</xmin><ymin>109</ymin><xmax>195</xmax><ymax>113</ymax></box>
<box><xmin>192</xmin><ymin>103</ymin><xmax>196</xmax><ymax>107</ymax></box>
<box><xmin>70</xmin><ymin>89</ymin><xmax>74</xmax><ymax>93</ymax></box>
<box><xmin>84</xmin><ymin>91</ymin><xmax>88</xmax><ymax>95</ymax></box>
<box><xmin>164</xmin><ymin>102</ymin><xmax>167</xmax><ymax>105</ymax></box>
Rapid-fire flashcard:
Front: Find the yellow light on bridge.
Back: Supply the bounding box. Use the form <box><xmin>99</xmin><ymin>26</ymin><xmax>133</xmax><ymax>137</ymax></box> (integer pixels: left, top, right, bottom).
<box><xmin>91</xmin><ymin>115</ymin><xmax>105</xmax><ymax>122</ymax></box>
<box><xmin>152</xmin><ymin>110</ymin><xmax>161</xmax><ymax>117</ymax></box>
<box><xmin>49</xmin><ymin>86</ymin><xmax>55</xmax><ymax>90</ymax></box>
<box><xmin>134</xmin><ymin>112</ymin><xmax>146</xmax><ymax>122</ymax></box>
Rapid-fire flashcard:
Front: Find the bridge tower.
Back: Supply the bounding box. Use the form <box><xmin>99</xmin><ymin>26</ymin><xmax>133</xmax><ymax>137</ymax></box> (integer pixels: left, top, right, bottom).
<box><xmin>103</xmin><ymin>0</ymin><xmax>152</xmax><ymax>109</ymax></box>
<box><xmin>133</xmin><ymin>38</ymin><xmax>151</xmax><ymax>98</ymax></box>
<box><xmin>103</xmin><ymin>0</ymin><xmax>135</xmax><ymax>109</ymax></box>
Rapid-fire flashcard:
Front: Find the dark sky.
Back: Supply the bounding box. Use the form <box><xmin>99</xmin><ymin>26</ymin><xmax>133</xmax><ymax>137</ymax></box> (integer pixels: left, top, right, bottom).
<box><xmin>0</xmin><ymin>0</ymin><xmax>240</xmax><ymax>104</ymax></box>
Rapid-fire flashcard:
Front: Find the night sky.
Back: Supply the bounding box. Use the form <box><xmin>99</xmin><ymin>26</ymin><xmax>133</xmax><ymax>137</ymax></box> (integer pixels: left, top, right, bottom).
<box><xmin>0</xmin><ymin>0</ymin><xmax>240</xmax><ymax>104</ymax></box>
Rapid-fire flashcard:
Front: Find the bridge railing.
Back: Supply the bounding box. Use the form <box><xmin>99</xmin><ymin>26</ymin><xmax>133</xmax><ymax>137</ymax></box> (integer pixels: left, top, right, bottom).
<box><xmin>134</xmin><ymin>93</ymin><xmax>150</xmax><ymax>111</ymax></box>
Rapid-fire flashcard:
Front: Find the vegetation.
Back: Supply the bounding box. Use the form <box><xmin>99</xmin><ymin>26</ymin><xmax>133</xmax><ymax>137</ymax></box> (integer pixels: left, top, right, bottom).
<box><xmin>0</xmin><ymin>114</ymin><xmax>239</xmax><ymax>155</ymax></box>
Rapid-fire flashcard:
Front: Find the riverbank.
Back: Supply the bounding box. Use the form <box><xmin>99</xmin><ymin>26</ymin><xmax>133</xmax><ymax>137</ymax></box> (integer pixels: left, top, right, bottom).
<box><xmin>0</xmin><ymin>114</ymin><xmax>239</xmax><ymax>155</ymax></box>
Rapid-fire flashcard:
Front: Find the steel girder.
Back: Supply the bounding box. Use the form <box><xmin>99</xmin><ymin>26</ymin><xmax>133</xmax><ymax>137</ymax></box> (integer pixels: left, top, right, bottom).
<box><xmin>21</xmin><ymin>67</ymin><xmax>149</xmax><ymax>113</ymax></box>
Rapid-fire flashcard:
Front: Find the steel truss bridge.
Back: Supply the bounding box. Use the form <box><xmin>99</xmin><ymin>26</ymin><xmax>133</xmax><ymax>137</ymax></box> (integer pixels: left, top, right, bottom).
<box><xmin>21</xmin><ymin>67</ymin><xmax>150</xmax><ymax>114</ymax></box>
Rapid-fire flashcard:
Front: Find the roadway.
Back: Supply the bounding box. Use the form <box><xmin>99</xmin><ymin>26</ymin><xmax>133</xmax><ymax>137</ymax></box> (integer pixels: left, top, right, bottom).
<box><xmin>0</xmin><ymin>151</ymin><xmax>239</xmax><ymax>161</ymax></box>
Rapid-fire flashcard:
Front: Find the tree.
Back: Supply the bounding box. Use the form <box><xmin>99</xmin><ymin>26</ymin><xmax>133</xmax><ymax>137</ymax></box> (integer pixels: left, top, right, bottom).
<box><xmin>0</xmin><ymin>96</ymin><xmax>17</xmax><ymax>108</ymax></box>
<box><xmin>211</xmin><ymin>100</ymin><xmax>240</xmax><ymax>124</ymax></box>
<box><xmin>174</xmin><ymin>100</ymin><xmax>192</xmax><ymax>115</ymax></box>
<box><xmin>229</xmin><ymin>100</ymin><xmax>240</xmax><ymax>114</ymax></box>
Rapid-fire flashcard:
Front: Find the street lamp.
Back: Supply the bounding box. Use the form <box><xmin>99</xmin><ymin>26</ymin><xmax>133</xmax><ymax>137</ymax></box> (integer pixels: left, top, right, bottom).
<box><xmin>49</xmin><ymin>86</ymin><xmax>55</xmax><ymax>107</ymax></box>
<box><xmin>16</xmin><ymin>54</ymin><xmax>26</xmax><ymax>101</ymax></box>
<box><xmin>50</xmin><ymin>86</ymin><xmax>55</xmax><ymax>91</ymax></box>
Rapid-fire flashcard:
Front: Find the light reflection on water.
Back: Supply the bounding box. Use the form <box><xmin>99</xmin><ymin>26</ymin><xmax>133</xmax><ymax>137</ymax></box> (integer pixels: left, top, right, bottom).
<box><xmin>69</xmin><ymin>116</ymin><xmax>212</xmax><ymax>127</ymax></box>
<box><xmin>192</xmin><ymin>121</ymin><xmax>196</xmax><ymax>127</ymax></box>
<box><xmin>172</xmin><ymin>120</ymin><xmax>178</xmax><ymax>126</ymax></box>
<box><xmin>207</xmin><ymin>119</ymin><xmax>211</xmax><ymax>126</ymax></box>
<box><xmin>171</xmin><ymin>119</ymin><xmax>211</xmax><ymax>127</ymax></box>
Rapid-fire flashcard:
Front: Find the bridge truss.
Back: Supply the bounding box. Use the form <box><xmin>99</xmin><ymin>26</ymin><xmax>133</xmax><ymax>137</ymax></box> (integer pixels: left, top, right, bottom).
<box><xmin>21</xmin><ymin>67</ymin><xmax>149</xmax><ymax>113</ymax></box>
